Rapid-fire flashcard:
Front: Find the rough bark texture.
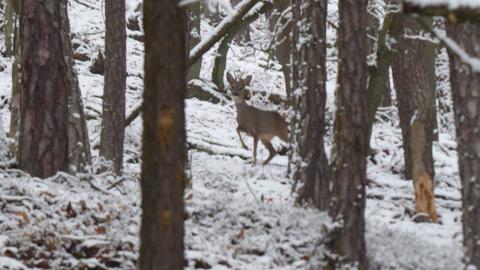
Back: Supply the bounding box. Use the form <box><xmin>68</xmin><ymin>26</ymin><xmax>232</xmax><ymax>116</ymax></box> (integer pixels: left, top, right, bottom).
<box><xmin>290</xmin><ymin>0</ymin><xmax>329</xmax><ymax>210</ymax></box>
<box><xmin>19</xmin><ymin>0</ymin><xmax>90</xmax><ymax>178</ymax></box>
<box><xmin>187</xmin><ymin>1</ymin><xmax>201</xmax><ymax>81</ymax></box>
<box><xmin>139</xmin><ymin>0</ymin><xmax>186</xmax><ymax>269</ymax></box>
<box><xmin>391</xmin><ymin>15</ymin><xmax>437</xmax><ymax>222</ymax></box>
<box><xmin>328</xmin><ymin>0</ymin><xmax>368</xmax><ymax>268</ymax></box>
<box><xmin>446</xmin><ymin>21</ymin><xmax>480</xmax><ymax>268</ymax></box>
<box><xmin>100</xmin><ymin>0</ymin><xmax>126</xmax><ymax>174</ymax></box>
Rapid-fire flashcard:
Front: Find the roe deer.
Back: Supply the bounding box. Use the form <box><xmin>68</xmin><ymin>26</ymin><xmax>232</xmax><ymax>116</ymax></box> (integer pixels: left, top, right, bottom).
<box><xmin>227</xmin><ymin>72</ymin><xmax>288</xmax><ymax>165</ymax></box>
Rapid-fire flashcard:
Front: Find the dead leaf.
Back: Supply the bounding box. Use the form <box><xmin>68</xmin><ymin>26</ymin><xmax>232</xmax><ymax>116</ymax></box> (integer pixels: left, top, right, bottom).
<box><xmin>96</xmin><ymin>226</ymin><xmax>107</xmax><ymax>234</ymax></box>
<box><xmin>15</xmin><ymin>211</ymin><xmax>29</xmax><ymax>225</ymax></box>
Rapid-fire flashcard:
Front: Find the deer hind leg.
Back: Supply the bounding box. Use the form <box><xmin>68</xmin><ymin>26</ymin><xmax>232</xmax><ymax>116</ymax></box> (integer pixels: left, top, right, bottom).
<box><xmin>261</xmin><ymin>139</ymin><xmax>277</xmax><ymax>165</ymax></box>
<box><xmin>252</xmin><ymin>136</ymin><xmax>259</xmax><ymax>165</ymax></box>
<box><xmin>414</xmin><ymin>171</ymin><xmax>438</xmax><ymax>223</ymax></box>
<box><xmin>236</xmin><ymin>127</ymin><xmax>248</xmax><ymax>150</ymax></box>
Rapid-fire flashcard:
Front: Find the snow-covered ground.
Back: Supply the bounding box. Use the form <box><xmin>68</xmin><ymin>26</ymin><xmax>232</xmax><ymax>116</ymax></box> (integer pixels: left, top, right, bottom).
<box><xmin>0</xmin><ymin>0</ymin><xmax>466</xmax><ymax>269</ymax></box>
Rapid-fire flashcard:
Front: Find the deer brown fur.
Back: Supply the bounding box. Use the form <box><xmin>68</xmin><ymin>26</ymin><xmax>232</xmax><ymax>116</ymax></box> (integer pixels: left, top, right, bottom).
<box><xmin>227</xmin><ymin>72</ymin><xmax>288</xmax><ymax>165</ymax></box>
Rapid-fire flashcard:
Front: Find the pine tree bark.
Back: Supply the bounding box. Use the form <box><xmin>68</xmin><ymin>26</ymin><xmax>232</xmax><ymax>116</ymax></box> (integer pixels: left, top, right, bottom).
<box><xmin>446</xmin><ymin>21</ymin><xmax>480</xmax><ymax>268</ymax></box>
<box><xmin>19</xmin><ymin>0</ymin><xmax>90</xmax><ymax>178</ymax></box>
<box><xmin>139</xmin><ymin>0</ymin><xmax>186</xmax><ymax>269</ymax></box>
<box><xmin>100</xmin><ymin>0</ymin><xmax>126</xmax><ymax>174</ymax></box>
<box><xmin>328</xmin><ymin>0</ymin><xmax>368</xmax><ymax>268</ymax></box>
<box><xmin>290</xmin><ymin>0</ymin><xmax>329</xmax><ymax>210</ymax></box>
<box><xmin>391</xmin><ymin>15</ymin><xmax>437</xmax><ymax>222</ymax></box>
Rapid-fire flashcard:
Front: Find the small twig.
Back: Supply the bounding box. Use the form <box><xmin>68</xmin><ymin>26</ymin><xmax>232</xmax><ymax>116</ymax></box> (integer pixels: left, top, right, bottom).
<box><xmin>243</xmin><ymin>173</ymin><xmax>259</xmax><ymax>203</ymax></box>
<box><xmin>0</xmin><ymin>195</ymin><xmax>32</xmax><ymax>203</ymax></box>
<box><xmin>72</xmin><ymin>0</ymin><xmax>98</xmax><ymax>10</ymax></box>
<box><xmin>107</xmin><ymin>177</ymin><xmax>127</xmax><ymax>190</ymax></box>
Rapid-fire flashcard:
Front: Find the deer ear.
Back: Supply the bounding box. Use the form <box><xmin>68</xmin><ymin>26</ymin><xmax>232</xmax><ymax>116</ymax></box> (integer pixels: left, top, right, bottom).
<box><xmin>243</xmin><ymin>75</ymin><xmax>252</xmax><ymax>85</ymax></box>
<box><xmin>226</xmin><ymin>72</ymin><xmax>235</xmax><ymax>85</ymax></box>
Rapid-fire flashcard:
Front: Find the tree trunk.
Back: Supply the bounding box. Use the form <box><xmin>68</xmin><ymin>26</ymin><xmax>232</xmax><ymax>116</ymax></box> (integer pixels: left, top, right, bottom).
<box><xmin>4</xmin><ymin>0</ymin><xmax>20</xmax><ymax>57</ymax></box>
<box><xmin>212</xmin><ymin>2</ymin><xmax>272</xmax><ymax>92</ymax></box>
<box><xmin>187</xmin><ymin>1</ymin><xmax>201</xmax><ymax>81</ymax></box>
<box><xmin>61</xmin><ymin>1</ymin><xmax>91</xmax><ymax>173</ymax></box>
<box><xmin>446</xmin><ymin>21</ymin><xmax>480</xmax><ymax>268</ymax></box>
<box><xmin>328</xmin><ymin>0</ymin><xmax>368</xmax><ymax>268</ymax></box>
<box><xmin>139</xmin><ymin>0</ymin><xmax>186</xmax><ymax>269</ymax></box>
<box><xmin>7</xmin><ymin>0</ymin><xmax>21</xmax><ymax>154</ymax></box>
<box><xmin>270</xmin><ymin>0</ymin><xmax>292</xmax><ymax>100</ymax></box>
<box><xmin>366</xmin><ymin>10</ymin><xmax>403</xmax><ymax>146</ymax></box>
<box><xmin>391</xmin><ymin>15</ymin><xmax>437</xmax><ymax>222</ymax></box>
<box><xmin>19</xmin><ymin>0</ymin><xmax>90</xmax><ymax>178</ymax></box>
<box><xmin>290</xmin><ymin>0</ymin><xmax>329</xmax><ymax>210</ymax></box>
<box><xmin>100</xmin><ymin>0</ymin><xmax>126</xmax><ymax>174</ymax></box>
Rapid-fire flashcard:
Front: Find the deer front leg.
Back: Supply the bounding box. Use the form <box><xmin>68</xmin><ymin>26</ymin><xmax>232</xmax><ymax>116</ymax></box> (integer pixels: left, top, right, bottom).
<box><xmin>236</xmin><ymin>127</ymin><xmax>248</xmax><ymax>150</ymax></box>
<box><xmin>252</xmin><ymin>137</ymin><xmax>259</xmax><ymax>165</ymax></box>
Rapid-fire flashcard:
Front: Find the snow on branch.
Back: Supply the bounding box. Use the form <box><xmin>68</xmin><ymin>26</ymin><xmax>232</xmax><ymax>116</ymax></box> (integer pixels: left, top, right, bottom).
<box><xmin>403</xmin><ymin>0</ymin><xmax>480</xmax><ymax>24</ymax></box>
<box><xmin>188</xmin><ymin>0</ymin><xmax>261</xmax><ymax>68</ymax></box>
<box><xmin>416</xmin><ymin>17</ymin><xmax>480</xmax><ymax>73</ymax></box>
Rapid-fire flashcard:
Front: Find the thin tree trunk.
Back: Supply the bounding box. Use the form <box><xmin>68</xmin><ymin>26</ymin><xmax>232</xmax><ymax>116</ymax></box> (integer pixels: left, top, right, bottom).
<box><xmin>212</xmin><ymin>2</ymin><xmax>272</xmax><ymax>92</ymax></box>
<box><xmin>61</xmin><ymin>1</ymin><xmax>91</xmax><ymax>172</ymax></box>
<box><xmin>139</xmin><ymin>0</ymin><xmax>186</xmax><ymax>269</ymax></box>
<box><xmin>366</xmin><ymin>10</ymin><xmax>402</xmax><ymax>146</ymax></box>
<box><xmin>8</xmin><ymin>1</ymin><xmax>20</xmax><ymax>154</ymax></box>
<box><xmin>100</xmin><ymin>0</ymin><xmax>126</xmax><ymax>174</ymax></box>
<box><xmin>187</xmin><ymin>1</ymin><xmax>202</xmax><ymax>81</ymax></box>
<box><xmin>270</xmin><ymin>0</ymin><xmax>292</xmax><ymax>100</ymax></box>
<box><xmin>392</xmin><ymin>15</ymin><xmax>437</xmax><ymax>222</ymax></box>
<box><xmin>4</xmin><ymin>0</ymin><xmax>20</xmax><ymax>57</ymax></box>
<box><xmin>446</xmin><ymin>21</ymin><xmax>480</xmax><ymax>268</ymax></box>
<box><xmin>290</xmin><ymin>0</ymin><xmax>329</xmax><ymax>210</ymax></box>
<box><xmin>328</xmin><ymin>0</ymin><xmax>368</xmax><ymax>268</ymax></box>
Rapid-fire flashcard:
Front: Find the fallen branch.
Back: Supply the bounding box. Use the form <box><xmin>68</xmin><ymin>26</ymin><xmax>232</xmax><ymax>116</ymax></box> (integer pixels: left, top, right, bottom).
<box><xmin>125</xmin><ymin>103</ymin><xmax>143</xmax><ymax>127</ymax></box>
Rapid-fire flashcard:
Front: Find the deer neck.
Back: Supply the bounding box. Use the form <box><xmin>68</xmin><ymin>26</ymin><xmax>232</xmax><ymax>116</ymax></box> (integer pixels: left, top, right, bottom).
<box><xmin>234</xmin><ymin>98</ymin><xmax>248</xmax><ymax>109</ymax></box>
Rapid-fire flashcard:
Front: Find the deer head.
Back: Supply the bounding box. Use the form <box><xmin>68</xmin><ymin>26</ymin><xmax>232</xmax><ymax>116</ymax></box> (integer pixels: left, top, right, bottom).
<box><xmin>226</xmin><ymin>72</ymin><xmax>252</xmax><ymax>103</ymax></box>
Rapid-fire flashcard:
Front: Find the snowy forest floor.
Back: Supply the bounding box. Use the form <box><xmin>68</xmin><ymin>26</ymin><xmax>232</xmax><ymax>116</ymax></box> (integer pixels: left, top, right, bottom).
<box><xmin>0</xmin><ymin>0</ymin><xmax>466</xmax><ymax>269</ymax></box>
